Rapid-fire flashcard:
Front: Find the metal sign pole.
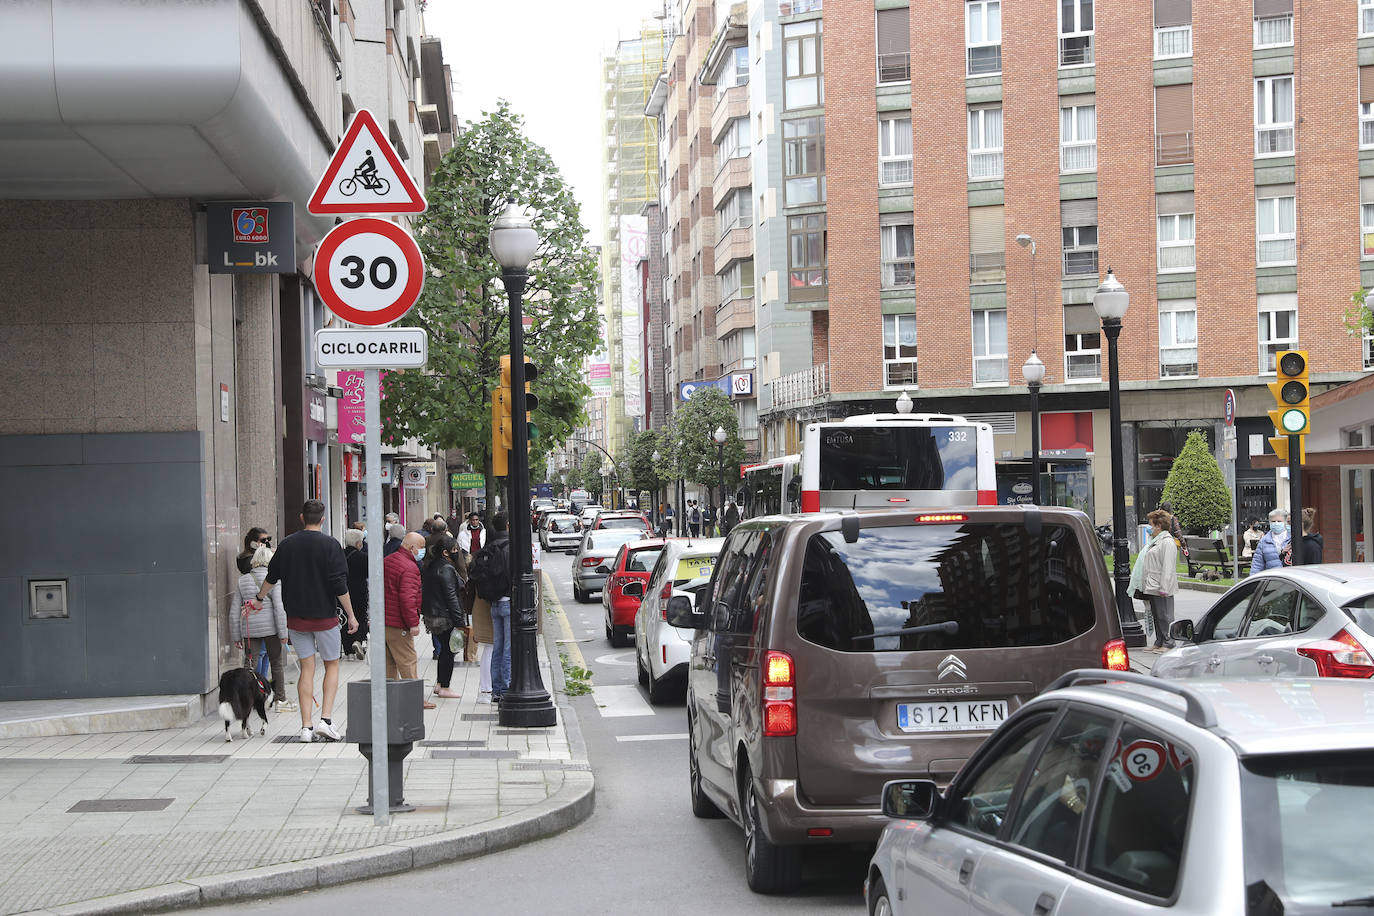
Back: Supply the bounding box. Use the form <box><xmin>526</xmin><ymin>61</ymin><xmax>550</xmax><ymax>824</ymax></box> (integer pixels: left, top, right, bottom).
<box><xmin>365</xmin><ymin>368</ymin><xmax>389</xmax><ymax>825</ymax></box>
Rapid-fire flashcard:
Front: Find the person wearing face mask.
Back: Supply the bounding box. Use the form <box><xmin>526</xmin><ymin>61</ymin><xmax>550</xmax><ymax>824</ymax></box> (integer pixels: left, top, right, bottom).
<box><xmin>383</xmin><ymin>532</ymin><xmax>433</xmax><ymax>707</ymax></box>
<box><xmin>1251</xmin><ymin>508</ymin><xmax>1292</xmax><ymax>574</ymax></box>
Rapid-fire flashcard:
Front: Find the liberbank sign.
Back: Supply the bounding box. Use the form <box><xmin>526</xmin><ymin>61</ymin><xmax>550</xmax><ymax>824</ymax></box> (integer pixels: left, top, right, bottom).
<box><xmin>314</xmin><ymin>327</ymin><xmax>427</xmax><ymax>368</ymax></box>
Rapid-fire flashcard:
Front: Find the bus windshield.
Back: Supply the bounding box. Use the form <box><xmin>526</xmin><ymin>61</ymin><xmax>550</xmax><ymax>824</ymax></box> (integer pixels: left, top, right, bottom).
<box><xmin>818</xmin><ymin>425</ymin><xmax>979</xmax><ymax>491</ymax></box>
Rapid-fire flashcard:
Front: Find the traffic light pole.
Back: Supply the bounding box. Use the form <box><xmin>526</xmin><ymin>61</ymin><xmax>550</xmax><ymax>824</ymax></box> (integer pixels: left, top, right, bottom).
<box><xmin>1288</xmin><ymin>434</ymin><xmax>1302</xmax><ymax>566</ymax></box>
<box><xmin>498</xmin><ymin>267</ymin><xmax>556</xmax><ymax>728</ymax></box>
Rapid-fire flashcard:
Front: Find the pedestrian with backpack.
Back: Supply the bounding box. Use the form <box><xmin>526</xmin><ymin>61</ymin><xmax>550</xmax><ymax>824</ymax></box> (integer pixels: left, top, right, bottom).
<box><xmin>469</xmin><ymin>512</ymin><xmax>512</xmax><ymax>703</ymax></box>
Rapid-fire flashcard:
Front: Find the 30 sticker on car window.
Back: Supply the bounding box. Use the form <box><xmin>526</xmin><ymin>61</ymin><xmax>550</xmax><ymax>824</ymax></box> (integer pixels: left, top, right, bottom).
<box><xmin>1121</xmin><ymin>739</ymin><xmax>1166</xmax><ymax>782</ymax></box>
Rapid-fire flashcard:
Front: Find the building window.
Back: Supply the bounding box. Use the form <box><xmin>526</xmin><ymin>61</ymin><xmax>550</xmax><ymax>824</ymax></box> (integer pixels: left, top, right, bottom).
<box><xmin>966</xmin><ymin>0</ymin><xmax>1002</xmax><ymax>75</ymax></box>
<box><xmin>783</xmin><ymin>117</ymin><xmax>825</xmax><ymax>205</ymax></box>
<box><xmin>715</xmin><ymin>117</ymin><xmax>751</xmax><ymax>172</ymax></box>
<box><xmin>876</xmin><ymin>8</ymin><xmax>911</xmax><ymax>83</ymax></box>
<box><xmin>1059</xmin><ymin>0</ymin><xmax>1094</xmax><ymax>66</ymax></box>
<box><xmin>1363</xmin><ymin>201</ymin><xmax>1374</xmax><ymax>258</ymax></box>
<box><xmin>972</xmin><ymin>309</ymin><xmax>1008</xmax><ymax>384</ymax></box>
<box><xmin>1157</xmin><ymin>212</ymin><xmax>1196</xmax><ymax>272</ymax></box>
<box><xmin>878</xmin><ymin>114</ymin><xmax>913</xmax><ymax>185</ymax></box>
<box><xmin>787</xmin><ymin>213</ymin><xmax>827</xmax><ymax>300</ymax></box>
<box><xmin>1061</xmin><ymin>199</ymin><xmax>1098</xmax><ymax>277</ymax></box>
<box><xmin>1254</xmin><ymin>0</ymin><xmax>1293</xmax><ymax>47</ymax></box>
<box><xmin>1155</xmin><ymin>83</ymin><xmax>1193</xmax><ymax>165</ymax></box>
<box><xmin>719</xmin><ymin>45</ymin><xmax>750</xmax><ymax>88</ymax></box>
<box><xmin>1257</xmin><ymin>189</ymin><xmax>1296</xmax><ymax>266</ymax></box>
<box><xmin>1365</xmin><ymin>329</ymin><xmax>1374</xmax><ymax>370</ymax></box>
<box><xmin>718</xmin><ymin>259</ymin><xmax>755</xmax><ymax>305</ymax></box>
<box><xmin>1065</xmin><ymin>332</ymin><xmax>1102</xmax><ymax>381</ymax></box>
<box><xmin>881</xmin><ymin>221</ymin><xmax>915</xmax><ymax>288</ymax></box>
<box><xmin>716</xmin><ymin>190</ymin><xmax>753</xmax><ymax>241</ymax></box>
<box><xmin>883</xmin><ymin>314</ymin><xmax>918</xmax><ymax>388</ymax></box>
<box><xmin>968</xmin><ymin>106</ymin><xmax>1003</xmax><ymax>179</ymax></box>
<box><xmin>1259</xmin><ymin>295</ymin><xmax>1298</xmax><ymax>374</ymax></box>
<box><xmin>970</xmin><ymin>205</ymin><xmax>1006</xmax><ymax>283</ymax></box>
<box><xmin>1255</xmin><ymin>75</ymin><xmax>1294</xmax><ymax>156</ymax></box>
<box><xmin>1154</xmin><ymin>0</ymin><xmax>1192</xmax><ymax>57</ymax></box>
<box><xmin>1361</xmin><ymin>67</ymin><xmax>1374</xmax><ymax>147</ymax></box>
<box><xmin>784</xmin><ymin>20</ymin><xmax>823</xmax><ymax>109</ymax></box>
<box><xmin>1060</xmin><ymin>101</ymin><xmax>1097</xmax><ymax>172</ymax></box>
<box><xmin>1159</xmin><ymin>299</ymin><xmax>1198</xmax><ymax>378</ymax></box>
<box><xmin>1364</xmin><ymin>0</ymin><xmax>1374</xmax><ymax>35</ymax></box>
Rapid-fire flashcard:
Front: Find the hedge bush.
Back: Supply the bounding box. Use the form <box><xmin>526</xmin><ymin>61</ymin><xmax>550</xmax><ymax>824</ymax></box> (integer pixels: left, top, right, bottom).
<box><xmin>1160</xmin><ymin>430</ymin><xmax>1232</xmax><ymax>533</ymax></box>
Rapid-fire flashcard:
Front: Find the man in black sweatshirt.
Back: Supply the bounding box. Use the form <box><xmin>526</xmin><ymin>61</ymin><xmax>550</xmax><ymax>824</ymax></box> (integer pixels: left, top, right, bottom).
<box><xmin>251</xmin><ymin>500</ymin><xmax>358</xmax><ymax>743</ymax></box>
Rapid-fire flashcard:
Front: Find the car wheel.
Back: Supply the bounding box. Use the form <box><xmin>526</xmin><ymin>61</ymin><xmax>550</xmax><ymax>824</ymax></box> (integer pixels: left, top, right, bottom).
<box><xmin>573</xmin><ymin>583</ymin><xmax>585</xmax><ymax>603</ymax></box>
<box><xmin>646</xmin><ymin>667</ymin><xmax>673</xmax><ymax>705</ymax></box>
<box><xmin>869</xmin><ymin>877</ymin><xmax>892</xmax><ymax>916</ymax></box>
<box><xmin>610</xmin><ymin>625</ymin><xmax>628</xmax><ymax>649</ymax></box>
<box><xmin>743</xmin><ymin>768</ymin><xmax>801</xmax><ymax>893</ymax></box>
<box><xmin>687</xmin><ymin>715</ymin><xmax>723</xmax><ymax>820</ymax></box>
<box><xmin>636</xmin><ymin>647</ymin><xmax>649</xmax><ymax>686</ymax></box>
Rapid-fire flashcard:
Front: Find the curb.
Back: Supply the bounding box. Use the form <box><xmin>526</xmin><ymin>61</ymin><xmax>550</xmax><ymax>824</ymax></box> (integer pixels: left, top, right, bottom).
<box><xmin>22</xmin><ymin>587</ymin><xmax>597</xmax><ymax>916</ymax></box>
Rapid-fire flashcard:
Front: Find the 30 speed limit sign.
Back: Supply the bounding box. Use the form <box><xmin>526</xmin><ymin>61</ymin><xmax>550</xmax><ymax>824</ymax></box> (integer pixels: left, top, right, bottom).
<box><xmin>313</xmin><ymin>218</ymin><xmax>424</xmax><ymax>326</ymax></box>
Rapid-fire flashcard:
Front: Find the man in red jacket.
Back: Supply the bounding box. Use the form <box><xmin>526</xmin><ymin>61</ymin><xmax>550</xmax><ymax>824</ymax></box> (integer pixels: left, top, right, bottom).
<box><xmin>383</xmin><ymin>532</ymin><xmax>431</xmax><ymax>706</ymax></box>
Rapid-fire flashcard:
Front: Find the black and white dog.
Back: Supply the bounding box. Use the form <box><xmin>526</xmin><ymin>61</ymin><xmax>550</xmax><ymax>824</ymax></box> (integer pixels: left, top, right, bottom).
<box><xmin>218</xmin><ymin>667</ymin><xmax>273</xmax><ymax>741</ymax></box>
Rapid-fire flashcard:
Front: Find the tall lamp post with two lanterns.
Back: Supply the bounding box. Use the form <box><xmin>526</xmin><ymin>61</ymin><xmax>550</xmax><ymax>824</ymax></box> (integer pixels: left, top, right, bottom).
<box><xmin>489</xmin><ymin>201</ymin><xmax>557</xmax><ymax>727</ymax></box>
<box><xmin>1093</xmin><ymin>268</ymin><xmax>1146</xmax><ymax>649</ymax></box>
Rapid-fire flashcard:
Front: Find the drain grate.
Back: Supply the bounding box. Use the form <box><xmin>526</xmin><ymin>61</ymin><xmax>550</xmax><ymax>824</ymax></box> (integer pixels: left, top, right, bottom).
<box><xmin>512</xmin><ymin>761</ymin><xmax>592</xmax><ymax>772</ymax></box>
<box><xmin>418</xmin><ymin>740</ymin><xmax>486</xmax><ymax>747</ymax></box>
<box><xmin>461</xmin><ymin>713</ymin><xmax>500</xmax><ymax>721</ymax></box>
<box><xmin>125</xmin><ymin>755</ymin><xmax>228</xmax><ymax>765</ymax></box>
<box><xmin>69</xmin><ymin>797</ymin><xmax>174</xmax><ymax>813</ymax></box>
<box><xmin>429</xmin><ymin>749</ymin><xmax>520</xmax><ymax>759</ymax></box>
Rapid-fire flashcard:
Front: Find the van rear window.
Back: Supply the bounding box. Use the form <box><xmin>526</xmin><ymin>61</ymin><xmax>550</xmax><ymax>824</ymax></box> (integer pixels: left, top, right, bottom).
<box><xmin>796</xmin><ymin>523</ymin><xmax>1098</xmax><ymax>652</ymax></box>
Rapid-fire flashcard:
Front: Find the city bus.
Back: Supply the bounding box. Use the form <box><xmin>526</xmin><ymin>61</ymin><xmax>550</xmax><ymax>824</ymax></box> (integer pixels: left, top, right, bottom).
<box><xmin>799</xmin><ymin>413</ymin><xmax>996</xmax><ymax>511</ymax></box>
<box><xmin>740</xmin><ymin>454</ymin><xmax>801</xmax><ymax>519</ymax></box>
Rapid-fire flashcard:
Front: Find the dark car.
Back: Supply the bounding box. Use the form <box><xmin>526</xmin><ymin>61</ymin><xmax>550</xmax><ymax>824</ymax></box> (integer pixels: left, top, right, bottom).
<box><xmin>676</xmin><ymin>507</ymin><xmax>1127</xmax><ymax>893</ymax></box>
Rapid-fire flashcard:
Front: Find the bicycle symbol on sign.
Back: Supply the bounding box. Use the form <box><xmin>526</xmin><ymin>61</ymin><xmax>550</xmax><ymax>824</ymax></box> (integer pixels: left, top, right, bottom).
<box><xmin>337</xmin><ymin>149</ymin><xmax>391</xmax><ymax>197</ymax></box>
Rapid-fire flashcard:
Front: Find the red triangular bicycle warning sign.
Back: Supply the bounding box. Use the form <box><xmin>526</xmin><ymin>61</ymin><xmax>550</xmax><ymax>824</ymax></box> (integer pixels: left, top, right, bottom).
<box><xmin>308</xmin><ymin>109</ymin><xmax>427</xmax><ymax>215</ymax></box>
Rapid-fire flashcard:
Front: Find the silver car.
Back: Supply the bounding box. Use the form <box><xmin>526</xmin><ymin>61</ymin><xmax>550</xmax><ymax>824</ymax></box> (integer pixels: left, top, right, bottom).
<box><xmin>540</xmin><ymin>512</ymin><xmax>582</xmax><ymax>552</ymax></box>
<box><xmin>571</xmin><ymin>528</ymin><xmax>645</xmax><ymax>603</ymax></box>
<box><xmin>1152</xmin><ymin>564</ymin><xmax>1374</xmax><ymax>680</ymax></box>
<box><xmin>867</xmin><ymin>671</ymin><xmax>1374</xmax><ymax>915</ymax></box>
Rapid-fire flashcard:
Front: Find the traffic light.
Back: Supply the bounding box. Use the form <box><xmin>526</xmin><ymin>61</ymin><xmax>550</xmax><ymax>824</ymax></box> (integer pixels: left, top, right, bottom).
<box><xmin>491</xmin><ymin>356</ymin><xmax>513</xmax><ymax>477</ymax></box>
<box><xmin>522</xmin><ymin>358</ymin><xmax>539</xmax><ymax>445</ymax></box>
<box><xmin>1267</xmin><ymin>349</ymin><xmax>1310</xmax><ymax>437</ymax></box>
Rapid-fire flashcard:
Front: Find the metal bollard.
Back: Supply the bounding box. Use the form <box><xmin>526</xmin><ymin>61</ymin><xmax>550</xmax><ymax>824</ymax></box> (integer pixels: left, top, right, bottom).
<box><xmin>346</xmin><ymin>679</ymin><xmax>425</xmax><ymax>814</ymax></box>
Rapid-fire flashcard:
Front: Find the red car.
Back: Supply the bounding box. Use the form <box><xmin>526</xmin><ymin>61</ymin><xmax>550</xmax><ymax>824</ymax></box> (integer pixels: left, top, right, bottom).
<box><xmin>602</xmin><ymin>538</ymin><xmax>669</xmax><ymax>648</ymax></box>
<box><xmin>592</xmin><ymin>511</ymin><xmax>654</xmax><ymax>538</ymax></box>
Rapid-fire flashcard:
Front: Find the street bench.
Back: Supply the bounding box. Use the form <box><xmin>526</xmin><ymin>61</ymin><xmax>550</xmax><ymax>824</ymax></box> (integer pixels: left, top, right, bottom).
<box><xmin>1183</xmin><ymin>535</ymin><xmax>1233</xmax><ymax>576</ymax></box>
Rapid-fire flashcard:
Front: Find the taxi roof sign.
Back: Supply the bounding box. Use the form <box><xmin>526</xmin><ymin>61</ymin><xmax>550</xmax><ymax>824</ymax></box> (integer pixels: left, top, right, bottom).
<box><xmin>308</xmin><ymin>109</ymin><xmax>427</xmax><ymax>215</ymax></box>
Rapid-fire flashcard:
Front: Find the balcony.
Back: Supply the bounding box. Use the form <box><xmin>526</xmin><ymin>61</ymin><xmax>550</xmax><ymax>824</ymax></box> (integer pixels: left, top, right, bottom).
<box><xmin>771</xmin><ymin>363</ymin><xmax>829</xmax><ymax>408</ymax></box>
<box><xmin>1155</xmin><ymin>131</ymin><xmax>1192</xmax><ymax>166</ymax></box>
<box><xmin>970</xmin><ymin>252</ymin><xmax>1006</xmax><ymax>284</ymax></box>
<box><xmin>779</xmin><ymin>0</ymin><xmax>821</xmax><ymax>14</ymax></box>
<box><xmin>967</xmin><ymin>45</ymin><xmax>1002</xmax><ymax>76</ymax></box>
<box><xmin>716</xmin><ymin>296</ymin><xmax>756</xmax><ymax>337</ymax></box>
<box><xmin>878</xmin><ymin>52</ymin><xmax>911</xmax><ymax>84</ymax></box>
<box><xmin>1063</xmin><ymin>249</ymin><xmax>1099</xmax><ymax>277</ymax></box>
<box><xmin>1059</xmin><ymin>35</ymin><xmax>1093</xmax><ymax>67</ymax></box>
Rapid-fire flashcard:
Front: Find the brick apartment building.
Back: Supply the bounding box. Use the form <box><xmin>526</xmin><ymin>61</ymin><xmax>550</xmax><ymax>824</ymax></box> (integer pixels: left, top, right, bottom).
<box><xmin>741</xmin><ymin>0</ymin><xmax>1374</xmax><ymax>545</ymax></box>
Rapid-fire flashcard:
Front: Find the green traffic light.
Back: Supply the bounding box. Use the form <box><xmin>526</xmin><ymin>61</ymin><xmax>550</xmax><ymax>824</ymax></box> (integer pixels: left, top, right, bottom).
<box><xmin>1281</xmin><ymin>408</ymin><xmax>1308</xmax><ymax>433</ymax></box>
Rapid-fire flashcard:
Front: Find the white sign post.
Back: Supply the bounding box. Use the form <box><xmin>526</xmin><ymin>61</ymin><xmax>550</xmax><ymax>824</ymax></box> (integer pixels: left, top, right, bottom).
<box><xmin>310</xmin><ymin>111</ymin><xmax>426</xmax><ymax>826</ymax></box>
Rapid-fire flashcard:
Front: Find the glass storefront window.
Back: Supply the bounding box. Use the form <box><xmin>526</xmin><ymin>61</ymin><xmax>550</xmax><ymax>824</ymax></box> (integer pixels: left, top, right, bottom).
<box><xmin>1351</xmin><ymin>469</ymin><xmax>1366</xmax><ymax>563</ymax></box>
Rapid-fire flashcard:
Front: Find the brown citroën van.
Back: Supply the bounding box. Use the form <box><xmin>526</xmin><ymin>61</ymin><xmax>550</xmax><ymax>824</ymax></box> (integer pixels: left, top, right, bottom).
<box><xmin>677</xmin><ymin>506</ymin><xmax>1127</xmax><ymax>893</ymax></box>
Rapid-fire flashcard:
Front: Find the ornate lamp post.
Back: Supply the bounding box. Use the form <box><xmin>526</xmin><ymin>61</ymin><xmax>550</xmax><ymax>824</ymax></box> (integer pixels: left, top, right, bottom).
<box><xmin>895</xmin><ymin>389</ymin><xmax>913</xmax><ymax>414</ymax></box>
<box><xmin>1093</xmin><ymin>269</ymin><xmax>1146</xmax><ymax>649</ymax></box>
<box><xmin>1021</xmin><ymin>352</ymin><xmax>1046</xmax><ymax>505</ymax></box>
<box><xmin>713</xmin><ymin>426</ymin><xmax>727</xmax><ymax>536</ymax></box>
<box><xmin>489</xmin><ymin>201</ymin><xmax>556</xmax><ymax>727</ymax></box>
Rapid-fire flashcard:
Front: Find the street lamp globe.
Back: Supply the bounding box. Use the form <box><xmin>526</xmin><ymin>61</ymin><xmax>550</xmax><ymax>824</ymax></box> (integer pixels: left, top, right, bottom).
<box><xmin>1021</xmin><ymin>351</ymin><xmax>1046</xmax><ymax>386</ymax></box>
<box><xmin>489</xmin><ymin>200</ymin><xmax>539</xmax><ymax>271</ymax></box>
<box><xmin>1092</xmin><ymin>268</ymin><xmax>1129</xmax><ymax>321</ymax></box>
<box><xmin>895</xmin><ymin>390</ymin><xmax>913</xmax><ymax>414</ymax></box>
<box><xmin>713</xmin><ymin>426</ymin><xmax>727</xmax><ymax>445</ymax></box>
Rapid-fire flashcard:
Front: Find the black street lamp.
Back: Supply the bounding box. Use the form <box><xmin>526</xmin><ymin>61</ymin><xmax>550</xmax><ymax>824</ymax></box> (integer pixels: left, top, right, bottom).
<box><xmin>490</xmin><ymin>201</ymin><xmax>557</xmax><ymax>727</ymax></box>
<box><xmin>713</xmin><ymin>425</ymin><xmax>727</xmax><ymax>537</ymax></box>
<box><xmin>1021</xmin><ymin>351</ymin><xmax>1045</xmax><ymax>505</ymax></box>
<box><xmin>1093</xmin><ymin>268</ymin><xmax>1146</xmax><ymax>649</ymax></box>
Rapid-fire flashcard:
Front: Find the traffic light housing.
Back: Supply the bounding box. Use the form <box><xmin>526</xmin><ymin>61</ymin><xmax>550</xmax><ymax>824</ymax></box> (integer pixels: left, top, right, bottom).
<box><xmin>1267</xmin><ymin>348</ymin><xmax>1310</xmax><ymax>465</ymax></box>
<box><xmin>522</xmin><ymin>358</ymin><xmax>539</xmax><ymax>445</ymax></box>
<box><xmin>1268</xmin><ymin>434</ymin><xmax>1306</xmax><ymax>463</ymax></box>
<box><xmin>491</xmin><ymin>356</ymin><xmax>514</xmax><ymax>477</ymax></box>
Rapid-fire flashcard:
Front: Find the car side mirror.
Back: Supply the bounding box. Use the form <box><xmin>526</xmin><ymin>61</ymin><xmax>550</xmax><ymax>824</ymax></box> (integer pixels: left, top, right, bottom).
<box><xmin>622</xmin><ymin>581</ymin><xmax>644</xmax><ymax>598</ymax></box>
<box><xmin>1169</xmin><ymin>619</ymin><xmax>1195</xmax><ymax>643</ymax></box>
<box><xmin>881</xmin><ymin>779</ymin><xmax>942</xmax><ymax>820</ymax></box>
<box><xmin>666</xmin><ymin>595</ymin><xmax>705</xmax><ymax>629</ymax></box>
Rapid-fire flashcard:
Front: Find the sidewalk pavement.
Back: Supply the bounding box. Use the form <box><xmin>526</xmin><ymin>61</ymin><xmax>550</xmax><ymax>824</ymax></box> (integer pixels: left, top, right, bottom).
<box><xmin>0</xmin><ymin>580</ymin><xmax>592</xmax><ymax>915</ymax></box>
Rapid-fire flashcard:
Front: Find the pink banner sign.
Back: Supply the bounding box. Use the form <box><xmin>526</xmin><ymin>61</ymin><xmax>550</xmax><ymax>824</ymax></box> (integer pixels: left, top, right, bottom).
<box><xmin>337</xmin><ymin>370</ymin><xmax>365</xmax><ymax>444</ymax></box>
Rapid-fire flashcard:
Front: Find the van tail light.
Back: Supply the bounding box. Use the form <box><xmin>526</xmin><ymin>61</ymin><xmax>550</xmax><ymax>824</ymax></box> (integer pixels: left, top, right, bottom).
<box><xmin>763</xmin><ymin>650</ymin><xmax>797</xmax><ymax>737</ymax></box>
<box><xmin>662</xmin><ymin>645</ymin><xmax>668</xmax><ymax>665</ymax></box>
<box><xmin>977</xmin><ymin>489</ymin><xmax>997</xmax><ymax>505</ymax></box>
<box><xmin>1297</xmin><ymin>628</ymin><xmax>1374</xmax><ymax>678</ymax></box>
<box><xmin>661</xmin><ymin>581</ymin><xmax>672</xmax><ymax>600</ymax></box>
<box><xmin>1102</xmin><ymin>638</ymin><xmax>1129</xmax><ymax>671</ymax></box>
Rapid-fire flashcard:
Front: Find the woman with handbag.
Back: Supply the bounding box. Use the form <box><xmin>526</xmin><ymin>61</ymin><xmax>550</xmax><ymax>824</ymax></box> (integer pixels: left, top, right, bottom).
<box><xmin>1129</xmin><ymin>509</ymin><xmax>1180</xmax><ymax>649</ymax></box>
<box><xmin>421</xmin><ymin>534</ymin><xmax>468</xmax><ymax>700</ymax></box>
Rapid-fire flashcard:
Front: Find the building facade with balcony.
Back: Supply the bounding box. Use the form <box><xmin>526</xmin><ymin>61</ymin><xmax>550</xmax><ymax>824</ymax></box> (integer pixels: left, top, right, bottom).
<box><xmin>745</xmin><ymin>0</ymin><xmax>1372</xmax><ymax>535</ymax></box>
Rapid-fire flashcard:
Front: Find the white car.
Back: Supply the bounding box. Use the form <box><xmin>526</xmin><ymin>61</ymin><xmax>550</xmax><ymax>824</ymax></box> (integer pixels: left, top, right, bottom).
<box><xmin>540</xmin><ymin>512</ymin><xmax>582</xmax><ymax>552</ymax></box>
<box><xmin>631</xmin><ymin>538</ymin><xmax>723</xmax><ymax>704</ymax></box>
<box><xmin>578</xmin><ymin>505</ymin><xmax>603</xmax><ymax>527</ymax></box>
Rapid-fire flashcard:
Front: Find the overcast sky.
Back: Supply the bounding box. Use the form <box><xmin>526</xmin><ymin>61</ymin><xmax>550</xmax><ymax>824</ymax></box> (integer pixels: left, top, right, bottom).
<box><xmin>424</xmin><ymin>0</ymin><xmax>666</xmax><ymax>245</ymax></box>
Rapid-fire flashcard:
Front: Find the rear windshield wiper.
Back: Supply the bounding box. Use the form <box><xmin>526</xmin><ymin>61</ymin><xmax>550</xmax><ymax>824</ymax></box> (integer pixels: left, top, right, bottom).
<box><xmin>858</xmin><ymin>620</ymin><xmax>960</xmax><ymax>641</ymax></box>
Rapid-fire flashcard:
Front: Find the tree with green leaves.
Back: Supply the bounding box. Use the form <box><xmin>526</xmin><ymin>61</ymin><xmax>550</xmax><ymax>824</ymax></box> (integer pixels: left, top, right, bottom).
<box><xmin>665</xmin><ymin>388</ymin><xmax>746</xmax><ymax>506</ymax></box>
<box><xmin>380</xmin><ymin>101</ymin><xmax>600</xmax><ymax>513</ymax></box>
<box><xmin>1160</xmin><ymin>430</ymin><xmax>1232</xmax><ymax>533</ymax></box>
<box><xmin>581</xmin><ymin>451</ymin><xmax>604</xmax><ymax>503</ymax></box>
<box><xmin>626</xmin><ymin>430</ymin><xmax>663</xmax><ymax>496</ymax></box>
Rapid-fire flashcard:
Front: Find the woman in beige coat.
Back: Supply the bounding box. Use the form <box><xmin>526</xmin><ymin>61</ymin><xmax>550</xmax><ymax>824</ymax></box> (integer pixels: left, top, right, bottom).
<box><xmin>1137</xmin><ymin>509</ymin><xmax>1180</xmax><ymax>648</ymax></box>
<box><xmin>471</xmin><ymin>595</ymin><xmax>494</xmax><ymax>701</ymax></box>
